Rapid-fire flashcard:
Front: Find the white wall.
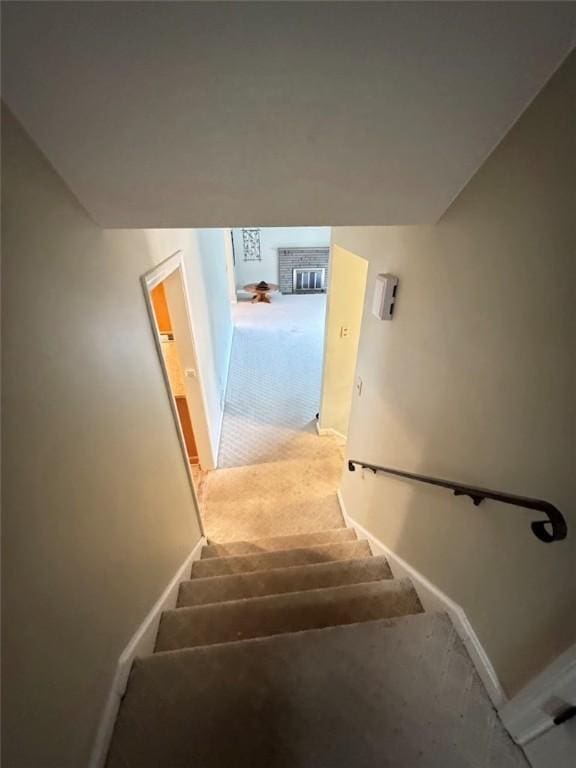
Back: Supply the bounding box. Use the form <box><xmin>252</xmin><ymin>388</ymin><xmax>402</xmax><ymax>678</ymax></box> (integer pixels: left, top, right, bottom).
<box><xmin>334</xmin><ymin>52</ymin><xmax>576</xmax><ymax>698</ymax></box>
<box><xmin>232</xmin><ymin>227</ymin><xmax>331</xmax><ymax>289</ymax></box>
<box><xmin>190</xmin><ymin>230</ymin><xmax>234</xmax><ymax>460</ymax></box>
<box><xmin>320</xmin><ymin>245</ymin><xmax>368</xmax><ymax>437</ymax></box>
<box><xmin>2</xmin><ymin>110</ymin><xmax>204</xmax><ymax>768</ymax></box>
<box><xmin>145</xmin><ymin>229</ymin><xmax>234</xmax><ymax>467</ymax></box>
<box><xmin>224</xmin><ymin>229</ymin><xmax>237</xmax><ymax>304</ymax></box>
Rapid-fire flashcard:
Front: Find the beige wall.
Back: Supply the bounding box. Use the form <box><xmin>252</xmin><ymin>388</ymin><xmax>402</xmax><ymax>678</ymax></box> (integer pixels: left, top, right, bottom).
<box><xmin>320</xmin><ymin>245</ymin><xmax>368</xmax><ymax>437</ymax></box>
<box><xmin>335</xmin><ymin>53</ymin><xmax>576</xmax><ymax>697</ymax></box>
<box><xmin>1</xmin><ymin>110</ymin><xmax>203</xmax><ymax>767</ymax></box>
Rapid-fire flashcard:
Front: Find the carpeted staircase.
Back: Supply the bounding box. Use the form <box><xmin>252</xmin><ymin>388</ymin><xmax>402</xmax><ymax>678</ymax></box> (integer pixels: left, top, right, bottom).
<box><xmin>106</xmin><ymin>526</ymin><xmax>528</xmax><ymax>767</ymax></box>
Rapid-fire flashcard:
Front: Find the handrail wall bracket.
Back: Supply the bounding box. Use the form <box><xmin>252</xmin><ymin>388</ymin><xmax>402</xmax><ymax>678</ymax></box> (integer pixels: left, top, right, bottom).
<box><xmin>347</xmin><ymin>460</ymin><xmax>567</xmax><ymax>543</ymax></box>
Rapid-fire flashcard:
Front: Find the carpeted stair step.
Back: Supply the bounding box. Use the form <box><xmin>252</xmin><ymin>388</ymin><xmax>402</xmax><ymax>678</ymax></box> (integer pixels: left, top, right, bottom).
<box><xmin>107</xmin><ymin>613</ymin><xmax>524</xmax><ymax>768</ymax></box>
<box><xmin>178</xmin><ymin>555</ymin><xmax>393</xmax><ymax>607</ymax></box>
<box><xmin>201</xmin><ymin>527</ymin><xmax>356</xmax><ymax>559</ymax></box>
<box><xmin>156</xmin><ymin>578</ymin><xmax>422</xmax><ymax>651</ymax></box>
<box><xmin>191</xmin><ymin>539</ymin><xmax>372</xmax><ymax>578</ymax></box>
<box><xmin>202</xmin><ymin>491</ymin><xmax>345</xmax><ymax>542</ymax></box>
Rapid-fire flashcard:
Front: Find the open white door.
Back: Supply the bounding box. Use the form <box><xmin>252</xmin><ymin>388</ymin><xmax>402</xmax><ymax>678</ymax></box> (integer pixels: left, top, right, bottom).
<box><xmin>162</xmin><ymin>266</ymin><xmax>216</xmax><ymax>469</ymax></box>
<box><xmin>501</xmin><ymin>642</ymin><xmax>576</xmax><ymax>768</ymax></box>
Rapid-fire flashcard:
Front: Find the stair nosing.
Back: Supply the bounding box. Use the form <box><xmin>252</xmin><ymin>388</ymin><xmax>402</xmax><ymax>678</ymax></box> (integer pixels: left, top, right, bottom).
<box><xmin>179</xmin><ymin>555</ymin><xmax>393</xmax><ymax>608</ymax></box>
<box><xmin>176</xmin><ymin>577</ymin><xmax>403</xmax><ymax>613</ymax></box>
<box><xmin>176</xmin><ymin>555</ymin><xmax>394</xmax><ymax>608</ymax></box>
<box><xmin>201</xmin><ymin>527</ymin><xmax>355</xmax><ymax>558</ymax></box>
<box><xmin>205</xmin><ymin>526</ymin><xmax>352</xmax><ymax>548</ymax></box>
<box><xmin>156</xmin><ymin>578</ymin><xmax>423</xmax><ymax>653</ymax></box>
<box><xmin>183</xmin><ymin>554</ymin><xmax>389</xmax><ymax>586</ymax></box>
<box><xmin>151</xmin><ymin>612</ymin><xmax>438</xmax><ymax>659</ymax></box>
<box><xmin>169</xmin><ymin>577</ymin><xmax>416</xmax><ymax>617</ymax></box>
<box><xmin>193</xmin><ymin>539</ymin><xmax>370</xmax><ymax>570</ymax></box>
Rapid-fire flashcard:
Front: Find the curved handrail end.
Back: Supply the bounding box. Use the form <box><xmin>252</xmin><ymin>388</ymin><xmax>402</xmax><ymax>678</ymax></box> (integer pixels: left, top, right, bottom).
<box><xmin>531</xmin><ymin>512</ymin><xmax>568</xmax><ymax>543</ymax></box>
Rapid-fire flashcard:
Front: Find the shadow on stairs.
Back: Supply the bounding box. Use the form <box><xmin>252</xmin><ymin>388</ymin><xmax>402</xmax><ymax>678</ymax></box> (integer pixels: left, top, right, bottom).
<box><xmin>106</xmin><ymin>526</ymin><xmax>528</xmax><ymax>767</ymax></box>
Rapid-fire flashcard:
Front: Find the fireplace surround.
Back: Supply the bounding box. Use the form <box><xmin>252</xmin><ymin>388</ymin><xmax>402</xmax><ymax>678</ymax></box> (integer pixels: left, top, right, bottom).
<box><xmin>278</xmin><ymin>247</ymin><xmax>330</xmax><ymax>294</ymax></box>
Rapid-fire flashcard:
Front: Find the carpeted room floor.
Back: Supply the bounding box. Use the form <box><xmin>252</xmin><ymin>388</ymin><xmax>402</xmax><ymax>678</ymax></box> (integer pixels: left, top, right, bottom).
<box><xmin>219</xmin><ymin>293</ymin><xmax>329</xmax><ymax>468</ymax></box>
<box><xmin>201</xmin><ymin>294</ymin><xmax>346</xmax><ymax>543</ymax></box>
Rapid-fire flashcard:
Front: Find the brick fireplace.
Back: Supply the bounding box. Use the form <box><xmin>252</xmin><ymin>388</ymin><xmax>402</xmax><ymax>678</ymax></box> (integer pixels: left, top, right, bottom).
<box><xmin>278</xmin><ymin>247</ymin><xmax>330</xmax><ymax>294</ymax></box>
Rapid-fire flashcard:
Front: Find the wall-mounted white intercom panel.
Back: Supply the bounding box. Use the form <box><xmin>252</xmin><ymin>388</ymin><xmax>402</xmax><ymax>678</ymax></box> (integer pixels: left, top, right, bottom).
<box><xmin>372</xmin><ymin>273</ymin><xmax>399</xmax><ymax>320</ymax></box>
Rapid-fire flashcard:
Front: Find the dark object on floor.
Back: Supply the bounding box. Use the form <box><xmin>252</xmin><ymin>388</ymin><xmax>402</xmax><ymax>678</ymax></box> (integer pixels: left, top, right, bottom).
<box><xmin>244</xmin><ymin>282</ymin><xmax>279</xmax><ymax>303</ymax></box>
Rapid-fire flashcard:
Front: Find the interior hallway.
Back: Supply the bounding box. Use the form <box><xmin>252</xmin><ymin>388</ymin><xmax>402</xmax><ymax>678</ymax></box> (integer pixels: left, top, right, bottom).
<box><xmin>219</xmin><ymin>293</ymin><xmax>328</xmax><ymax>468</ymax></box>
<box><xmin>201</xmin><ymin>293</ymin><xmax>346</xmax><ymax>543</ymax></box>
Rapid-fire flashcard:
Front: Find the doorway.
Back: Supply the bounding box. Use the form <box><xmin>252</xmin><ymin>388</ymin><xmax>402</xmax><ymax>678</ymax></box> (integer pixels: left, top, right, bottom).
<box><xmin>142</xmin><ymin>251</ymin><xmax>215</xmax><ymax>530</ymax></box>
<box><xmin>150</xmin><ymin>280</ymin><xmax>199</xmax><ymax>466</ymax></box>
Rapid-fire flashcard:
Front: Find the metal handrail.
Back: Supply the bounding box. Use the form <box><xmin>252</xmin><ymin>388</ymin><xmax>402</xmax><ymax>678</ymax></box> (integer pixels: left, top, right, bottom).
<box><xmin>347</xmin><ymin>460</ymin><xmax>568</xmax><ymax>543</ymax></box>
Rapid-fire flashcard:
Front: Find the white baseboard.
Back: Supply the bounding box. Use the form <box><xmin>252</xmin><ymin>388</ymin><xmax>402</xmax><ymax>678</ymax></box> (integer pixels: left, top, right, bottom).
<box><xmin>89</xmin><ymin>536</ymin><xmax>206</xmax><ymax>768</ymax></box>
<box><xmin>315</xmin><ymin>421</ymin><xmax>347</xmax><ymax>442</ymax></box>
<box><xmin>337</xmin><ymin>490</ymin><xmax>507</xmax><ymax>710</ymax></box>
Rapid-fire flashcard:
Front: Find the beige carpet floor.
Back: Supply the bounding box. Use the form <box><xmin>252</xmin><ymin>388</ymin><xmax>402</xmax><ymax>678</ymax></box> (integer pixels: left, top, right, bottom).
<box><xmin>202</xmin><ymin>431</ymin><xmax>345</xmax><ymax>542</ymax></box>
<box><xmin>218</xmin><ymin>294</ymin><xmax>327</xmax><ymax>468</ymax></box>
<box><xmin>201</xmin><ymin>293</ymin><xmax>346</xmax><ymax>542</ymax></box>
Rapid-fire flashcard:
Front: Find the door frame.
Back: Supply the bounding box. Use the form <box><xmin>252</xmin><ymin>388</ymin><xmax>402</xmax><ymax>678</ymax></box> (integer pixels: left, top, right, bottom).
<box><xmin>141</xmin><ymin>250</ymin><xmax>210</xmax><ymax>536</ymax></box>
<box><xmin>318</xmin><ymin>243</ymin><xmax>369</xmax><ymax>441</ymax></box>
<box><xmin>501</xmin><ymin>641</ymin><xmax>576</xmax><ymax>748</ymax></box>
<box><xmin>225</xmin><ymin>228</ymin><xmax>238</xmax><ymax>305</ymax></box>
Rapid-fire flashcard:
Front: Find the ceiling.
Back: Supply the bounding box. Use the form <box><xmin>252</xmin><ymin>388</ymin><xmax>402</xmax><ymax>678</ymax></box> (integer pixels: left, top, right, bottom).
<box><xmin>2</xmin><ymin>1</ymin><xmax>575</xmax><ymax>227</ymax></box>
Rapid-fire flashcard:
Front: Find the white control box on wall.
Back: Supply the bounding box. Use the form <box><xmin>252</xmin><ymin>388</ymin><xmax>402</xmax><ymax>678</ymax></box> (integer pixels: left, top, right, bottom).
<box><xmin>372</xmin><ymin>273</ymin><xmax>399</xmax><ymax>320</ymax></box>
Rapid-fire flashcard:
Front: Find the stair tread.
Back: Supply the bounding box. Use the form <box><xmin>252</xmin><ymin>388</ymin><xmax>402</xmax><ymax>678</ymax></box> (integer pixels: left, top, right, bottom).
<box><xmin>107</xmin><ymin>613</ymin><xmax>524</xmax><ymax>768</ymax></box>
<box><xmin>201</xmin><ymin>527</ymin><xmax>355</xmax><ymax>559</ymax></box>
<box><xmin>192</xmin><ymin>539</ymin><xmax>372</xmax><ymax>578</ymax></box>
<box><xmin>203</xmin><ymin>493</ymin><xmax>344</xmax><ymax>543</ymax></box>
<box><xmin>179</xmin><ymin>555</ymin><xmax>392</xmax><ymax>607</ymax></box>
<box><xmin>156</xmin><ymin>578</ymin><xmax>422</xmax><ymax>651</ymax></box>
